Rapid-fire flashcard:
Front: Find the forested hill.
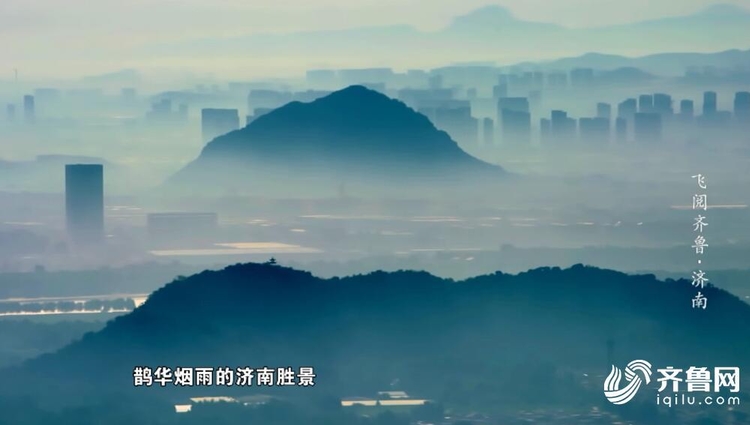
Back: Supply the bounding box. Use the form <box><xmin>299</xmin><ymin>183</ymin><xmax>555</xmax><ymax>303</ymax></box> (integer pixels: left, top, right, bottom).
<box><xmin>3</xmin><ymin>263</ymin><xmax>749</xmax><ymax>410</ymax></box>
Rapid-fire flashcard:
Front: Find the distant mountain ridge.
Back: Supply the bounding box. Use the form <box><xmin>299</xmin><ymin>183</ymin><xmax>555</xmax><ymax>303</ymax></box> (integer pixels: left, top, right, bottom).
<box><xmin>168</xmin><ymin>85</ymin><xmax>505</xmax><ymax>197</ymax></box>
<box><xmin>143</xmin><ymin>4</ymin><xmax>750</xmax><ymax>73</ymax></box>
<box><xmin>529</xmin><ymin>49</ymin><xmax>750</xmax><ymax>75</ymax></box>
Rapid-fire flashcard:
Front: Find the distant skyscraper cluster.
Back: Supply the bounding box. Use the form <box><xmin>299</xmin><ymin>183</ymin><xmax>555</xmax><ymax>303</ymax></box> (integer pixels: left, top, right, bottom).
<box><xmin>388</xmin><ymin>64</ymin><xmax>750</xmax><ymax>148</ymax></box>
<box><xmin>292</xmin><ymin>66</ymin><xmax>750</xmax><ymax>149</ymax></box>
<box><xmin>147</xmin><ymin>98</ymin><xmax>189</xmax><ymax>124</ymax></box>
<box><xmin>356</xmin><ymin>67</ymin><xmax>748</xmax><ymax>148</ymax></box>
<box><xmin>7</xmin><ymin>65</ymin><xmax>748</xmax><ymax>153</ymax></box>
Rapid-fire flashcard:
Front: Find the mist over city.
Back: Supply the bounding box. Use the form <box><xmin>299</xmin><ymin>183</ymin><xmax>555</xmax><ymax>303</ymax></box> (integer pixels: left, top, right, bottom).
<box><xmin>0</xmin><ymin>2</ymin><xmax>749</xmax><ymax>425</ymax></box>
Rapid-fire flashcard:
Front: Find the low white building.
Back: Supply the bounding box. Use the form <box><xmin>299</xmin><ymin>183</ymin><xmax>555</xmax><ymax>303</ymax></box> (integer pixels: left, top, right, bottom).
<box><xmin>174</xmin><ymin>404</ymin><xmax>192</xmax><ymax>413</ymax></box>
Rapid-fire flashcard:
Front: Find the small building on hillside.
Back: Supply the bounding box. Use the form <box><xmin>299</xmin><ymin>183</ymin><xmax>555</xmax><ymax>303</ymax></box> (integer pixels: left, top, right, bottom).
<box><xmin>174</xmin><ymin>404</ymin><xmax>192</xmax><ymax>413</ymax></box>
<box><xmin>377</xmin><ymin>390</ymin><xmax>410</xmax><ymax>399</ymax></box>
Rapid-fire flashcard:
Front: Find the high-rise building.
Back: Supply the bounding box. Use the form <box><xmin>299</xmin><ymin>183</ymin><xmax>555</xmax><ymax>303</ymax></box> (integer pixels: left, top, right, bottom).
<box><xmin>550</xmin><ymin>110</ymin><xmax>576</xmax><ymax>142</ymax></box>
<box><xmin>734</xmin><ymin>91</ymin><xmax>750</xmax><ymax>121</ymax></box>
<box><xmin>547</xmin><ymin>72</ymin><xmax>567</xmax><ymax>88</ymax></box>
<box><xmin>678</xmin><ymin>99</ymin><xmax>695</xmax><ymax>126</ymax></box>
<box><xmin>23</xmin><ymin>95</ymin><xmax>35</xmax><ymax>124</ymax></box>
<box><xmin>680</xmin><ymin>99</ymin><xmax>694</xmax><ymax>117</ymax></box>
<box><xmin>615</xmin><ymin>117</ymin><xmax>627</xmax><ymax>143</ymax></box>
<box><xmin>147</xmin><ymin>98</ymin><xmax>173</xmax><ymax>123</ymax></box>
<box><xmin>483</xmin><ymin>117</ymin><xmax>494</xmax><ymax>146</ymax></box>
<box><xmin>540</xmin><ymin>118</ymin><xmax>551</xmax><ymax>143</ymax></box>
<box><xmin>596</xmin><ymin>103</ymin><xmax>612</xmax><ymax>120</ymax></box>
<box><xmin>201</xmin><ymin>108</ymin><xmax>240</xmax><ymax>143</ymax></box>
<box><xmin>617</xmin><ymin>98</ymin><xmax>637</xmax><ymax>120</ymax></box>
<box><xmin>550</xmin><ymin>110</ymin><xmax>567</xmax><ymax>125</ymax></box>
<box><xmin>146</xmin><ymin>98</ymin><xmax>188</xmax><ymax>124</ymax></box>
<box><xmin>306</xmin><ymin>70</ymin><xmax>338</xmax><ymax>88</ymax></box>
<box><xmin>492</xmin><ymin>84</ymin><xmax>508</xmax><ymax>99</ymax></box>
<box><xmin>532</xmin><ymin>71</ymin><xmax>544</xmax><ymax>88</ymax></box>
<box><xmin>247</xmin><ymin>90</ymin><xmax>292</xmax><ymax>110</ymax></box>
<box><xmin>155</xmin><ymin>99</ymin><xmax>172</xmax><ymax>114</ymax></box>
<box><xmin>638</xmin><ymin>95</ymin><xmax>654</xmax><ymax>113</ymax></box>
<box><xmin>703</xmin><ymin>91</ymin><xmax>717</xmax><ymax>116</ymax></box>
<box><xmin>653</xmin><ymin>93</ymin><xmax>673</xmax><ymax>115</ymax></box>
<box><xmin>634</xmin><ymin>113</ymin><xmax>662</xmax><ymax>143</ymax></box>
<box><xmin>528</xmin><ymin>90</ymin><xmax>542</xmax><ymax>112</ymax></box>
<box><xmin>6</xmin><ymin>104</ymin><xmax>15</xmax><ymax>122</ymax></box>
<box><xmin>428</xmin><ymin>74</ymin><xmax>443</xmax><ymax>90</ymax></box>
<box><xmin>509</xmin><ymin>73</ymin><xmax>534</xmax><ymax>92</ymax></box>
<box><xmin>405</xmin><ymin>69</ymin><xmax>427</xmax><ymax>86</ymax></box>
<box><xmin>434</xmin><ymin>106</ymin><xmax>478</xmax><ymax>145</ymax></box>
<box><xmin>500</xmin><ymin>110</ymin><xmax>531</xmax><ymax>144</ymax></box>
<box><xmin>522</xmin><ymin>72</ymin><xmax>534</xmax><ymax>88</ymax></box>
<box><xmin>497</xmin><ymin>97</ymin><xmax>530</xmax><ymax>144</ymax></box>
<box><xmin>65</xmin><ymin>164</ymin><xmax>104</xmax><ymax>245</ymax></box>
<box><xmin>497</xmin><ymin>97</ymin><xmax>529</xmax><ymax>114</ymax></box>
<box><xmin>397</xmin><ymin>89</ymin><xmax>453</xmax><ymax>109</ymax></box>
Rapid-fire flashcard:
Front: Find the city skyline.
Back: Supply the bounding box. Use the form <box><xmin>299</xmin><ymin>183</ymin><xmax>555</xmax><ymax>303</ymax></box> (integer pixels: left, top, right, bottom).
<box><xmin>1</xmin><ymin>2</ymin><xmax>750</xmax><ymax>424</ymax></box>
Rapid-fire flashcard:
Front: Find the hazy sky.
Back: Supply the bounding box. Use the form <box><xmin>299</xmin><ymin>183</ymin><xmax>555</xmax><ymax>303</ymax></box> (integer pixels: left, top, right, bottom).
<box><xmin>1</xmin><ymin>0</ymin><xmax>748</xmax><ymax>80</ymax></box>
<box><xmin>3</xmin><ymin>0</ymin><xmax>748</xmax><ymax>37</ymax></box>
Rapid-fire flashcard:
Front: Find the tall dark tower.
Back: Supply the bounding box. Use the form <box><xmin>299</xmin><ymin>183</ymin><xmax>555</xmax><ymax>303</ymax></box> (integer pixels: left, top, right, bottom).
<box><xmin>638</xmin><ymin>94</ymin><xmax>654</xmax><ymax>113</ymax></box>
<box><xmin>65</xmin><ymin>164</ymin><xmax>104</xmax><ymax>245</ymax></box>
<box><xmin>6</xmin><ymin>104</ymin><xmax>15</xmax><ymax>122</ymax></box>
<box><xmin>23</xmin><ymin>95</ymin><xmax>35</xmax><ymax>124</ymax></box>
<box><xmin>483</xmin><ymin>117</ymin><xmax>494</xmax><ymax>146</ymax></box>
<box><xmin>703</xmin><ymin>91</ymin><xmax>717</xmax><ymax>116</ymax></box>
<box><xmin>735</xmin><ymin>92</ymin><xmax>750</xmax><ymax>121</ymax></box>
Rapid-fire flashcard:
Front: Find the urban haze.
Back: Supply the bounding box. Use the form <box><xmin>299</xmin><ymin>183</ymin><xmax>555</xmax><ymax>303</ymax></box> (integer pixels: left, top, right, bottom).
<box><xmin>0</xmin><ymin>2</ymin><xmax>749</xmax><ymax>425</ymax></box>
